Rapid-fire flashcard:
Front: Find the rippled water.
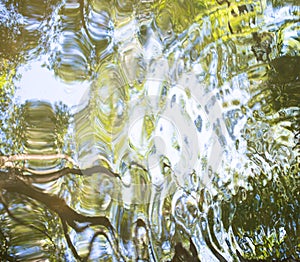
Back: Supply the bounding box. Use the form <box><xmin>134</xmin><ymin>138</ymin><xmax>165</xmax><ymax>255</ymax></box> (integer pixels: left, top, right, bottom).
<box><xmin>0</xmin><ymin>0</ymin><xmax>299</xmax><ymax>261</ymax></box>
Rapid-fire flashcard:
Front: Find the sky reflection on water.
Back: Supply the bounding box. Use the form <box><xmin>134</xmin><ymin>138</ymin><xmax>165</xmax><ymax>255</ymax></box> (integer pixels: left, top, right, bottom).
<box><xmin>0</xmin><ymin>0</ymin><xmax>299</xmax><ymax>261</ymax></box>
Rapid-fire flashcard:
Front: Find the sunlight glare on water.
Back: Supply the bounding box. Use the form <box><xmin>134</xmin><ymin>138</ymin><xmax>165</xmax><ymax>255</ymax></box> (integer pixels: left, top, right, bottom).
<box><xmin>0</xmin><ymin>0</ymin><xmax>299</xmax><ymax>261</ymax></box>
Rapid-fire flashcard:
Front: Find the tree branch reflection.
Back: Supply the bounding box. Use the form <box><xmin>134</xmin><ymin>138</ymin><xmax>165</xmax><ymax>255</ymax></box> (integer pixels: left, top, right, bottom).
<box><xmin>0</xmin><ymin>162</ymin><xmax>122</xmax><ymax>261</ymax></box>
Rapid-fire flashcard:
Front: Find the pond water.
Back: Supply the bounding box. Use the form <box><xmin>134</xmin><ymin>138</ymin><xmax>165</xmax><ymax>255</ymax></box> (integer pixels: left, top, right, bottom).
<box><xmin>0</xmin><ymin>0</ymin><xmax>299</xmax><ymax>261</ymax></box>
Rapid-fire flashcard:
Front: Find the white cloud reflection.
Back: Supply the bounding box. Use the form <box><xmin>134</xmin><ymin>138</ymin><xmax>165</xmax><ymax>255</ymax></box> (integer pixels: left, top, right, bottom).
<box><xmin>15</xmin><ymin>57</ymin><xmax>89</xmax><ymax>109</ymax></box>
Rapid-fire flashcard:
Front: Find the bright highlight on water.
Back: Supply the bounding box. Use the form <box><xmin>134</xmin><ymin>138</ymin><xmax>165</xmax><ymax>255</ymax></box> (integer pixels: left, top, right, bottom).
<box><xmin>0</xmin><ymin>0</ymin><xmax>299</xmax><ymax>261</ymax></box>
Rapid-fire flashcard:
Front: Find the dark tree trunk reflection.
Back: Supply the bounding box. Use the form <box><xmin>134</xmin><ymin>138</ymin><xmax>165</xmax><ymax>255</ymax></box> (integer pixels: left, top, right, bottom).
<box><xmin>0</xmin><ymin>165</ymin><xmax>123</xmax><ymax>261</ymax></box>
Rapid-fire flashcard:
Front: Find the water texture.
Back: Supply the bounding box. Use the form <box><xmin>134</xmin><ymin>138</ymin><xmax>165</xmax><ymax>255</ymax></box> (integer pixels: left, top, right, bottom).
<box><xmin>0</xmin><ymin>0</ymin><xmax>299</xmax><ymax>261</ymax></box>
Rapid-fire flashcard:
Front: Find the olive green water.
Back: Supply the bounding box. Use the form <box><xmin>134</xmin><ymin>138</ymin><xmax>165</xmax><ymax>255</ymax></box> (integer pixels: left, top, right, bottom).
<box><xmin>0</xmin><ymin>0</ymin><xmax>299</xmax><ymax>261</ymax></box>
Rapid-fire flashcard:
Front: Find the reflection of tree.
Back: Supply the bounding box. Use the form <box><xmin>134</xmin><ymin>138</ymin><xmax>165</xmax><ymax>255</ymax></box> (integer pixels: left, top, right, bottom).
<box><xmin>220</xmin><ymin>162</ymin><xmax>300</xmax><ymax>261</ymax></box>
<box><xmin>220</xmin><ymin>56</ymin><xmax>300</xmax><ymax>261</ymax></box>
<box><xmin>1</xmin><ymin>0</ymin><xmax>300</xmax><ymax>261</ymax></box>
<box><xmin>0</xmin><ymin>0</ymin><xmax>60</xmax><ymax>61</ymax></box>
<box><xmin>0</xmin><ymin>96</ymin><xmax>123</xmax><ymax>260</ymax></box>
<box><xmin>0</xmin><ymin>166</ymin><xmax>123</xmax><ymax>261</ymax></box>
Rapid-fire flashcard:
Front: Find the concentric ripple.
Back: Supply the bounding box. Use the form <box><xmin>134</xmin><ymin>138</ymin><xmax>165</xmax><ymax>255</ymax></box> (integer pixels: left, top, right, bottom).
<box><xmin>0</xmin><ymin>0</ymin><xmax>299</xmax><ymax>261</ymax></box>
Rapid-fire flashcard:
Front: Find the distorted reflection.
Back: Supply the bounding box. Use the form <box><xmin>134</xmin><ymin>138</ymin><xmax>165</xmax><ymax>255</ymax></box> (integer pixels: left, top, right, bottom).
<box><xmin>0</xmin><ymin>0</ymin><xmax>299</xmax><ymax>261</ymax></box>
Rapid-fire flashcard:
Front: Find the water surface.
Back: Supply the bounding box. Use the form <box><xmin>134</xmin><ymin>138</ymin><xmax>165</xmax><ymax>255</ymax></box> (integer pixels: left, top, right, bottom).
<box><xmin>0</xmin><ymin>0</ymin><xmax>299</xmax><ymax>261</ymax></box>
